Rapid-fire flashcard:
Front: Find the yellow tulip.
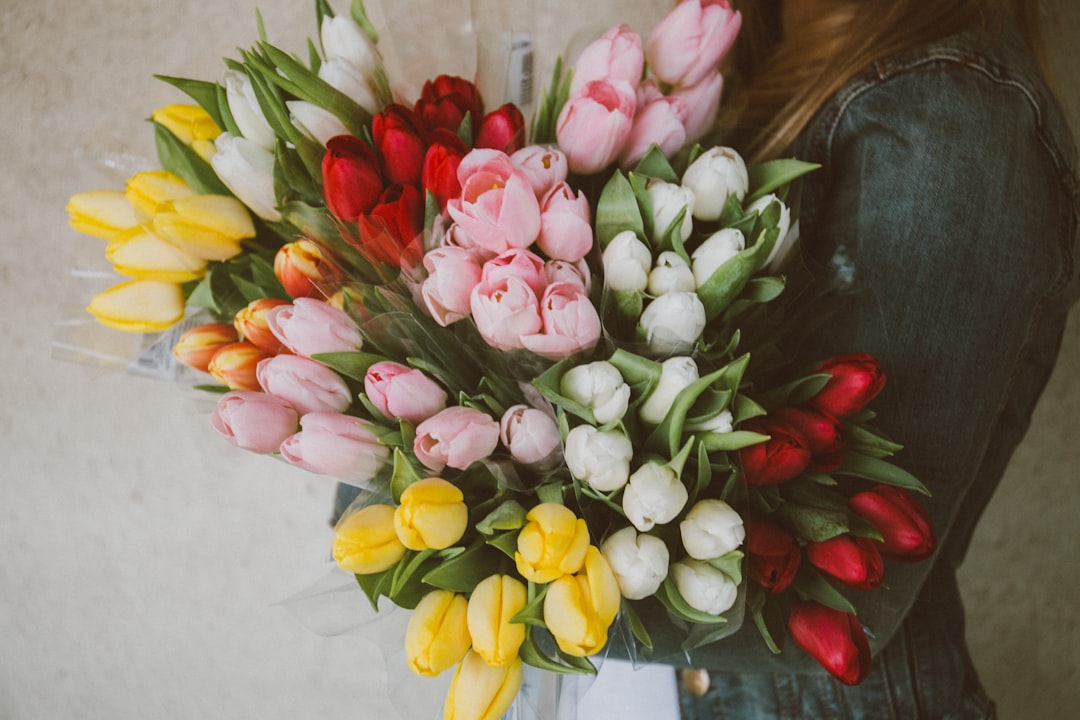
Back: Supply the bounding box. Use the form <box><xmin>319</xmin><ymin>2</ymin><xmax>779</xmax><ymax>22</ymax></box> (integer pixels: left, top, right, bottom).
<box><xmin>393</xmin><ymin>478</ymin><xmax>469</xmax><ymax>551</ymax></box>
<box><xmin>466</xmin><ymin>574</ymin><xmax>527</xmax><ymax>667</ymax></box>
<box><xmin>514</xmin><ymin>503</ymin><xmax>590</xmax><ymax>584</ymax></box>
<box><xmin>105</xmin><ymin>226</ymin><xmax>207</xmax><ymax>282</ymax></box>
<box><xmin>542</xmin><ymin>546</ymin><xmax>621</xmax><ymax>657</ymax></box>
<box><xmin>332</xmin><ymin>504</ymin><xmax>407</xmax><ymax>574</ymax></box>
<box><xmin>405</xmin><ymin>590</ymin><xmax>471</xmax><ymax>676</ymax></box>
<box><xmin>125</xmin><ymin>170</ymin><xmax>195</xmax><ymax>220</ymax></box>
<box><xmin>153</xmin><ymin>194</ymin><xmax>255</xmax><ymax>262</ymax></box>
<box><xmin>85</xmin><ymin>279</ymin><xmax>186</xmax><ymax>333</ymax></box>
<box><xmin>65</xmin><ymin>190</ymin><xmax>139</xmax><ymax>241</ymax></box>
<box><xmin>151</xmin><ymin>104</ymin><xmax>222</xmax><ymax>162</ymax></box>
<box><xmin>443</xmin><ymin>651</ymin><xmax>523</xmax><ymax>720</ymax></box>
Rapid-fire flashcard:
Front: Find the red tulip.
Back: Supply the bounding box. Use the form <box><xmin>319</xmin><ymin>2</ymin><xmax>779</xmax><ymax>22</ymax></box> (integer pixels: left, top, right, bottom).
<box><xmin>806</xmin><ymin>534</ymin><xmax>884</xmax><ymax>590</ymax></box>
<box><xmin>808</xmin><ymin>353</ymin><xmax>886</xmax><ymax>418</ymax></box>
<box><xmin>737</xmin><ymin>417</ymin><xmax>812</xmax><ymax>485</ymax></box>
<box><xmin>475</xmin><ymin>103</ymin><xmax>526</xmax><ymax>154</ymax></box>
<box><xmin>849</xmin><ymin>485</ymin><xmax>936</xmax><ymax>561</ymax></box>
<box><xmin>355</xmin><ymin>184</ymin><xmax>424</xmax><ymax>267</ymax></box>
<box><xmin>422</xmin><ymin>128</ymin><xmax>468</xmax><ymax>210</ymax></box>
<box><xmin>788</xmin><ymin>601</ymin><xmax>871</xmax><ymax>686</ymax></box>
<box><xmin>372</xmin><ymin>104</ymin><xmax>427</xmax><ymax>186</ymax></box>
<box><xmin>415</xmin><ymin>75</ymin><xmax>484</xmax><ymax>134</ymax></box>
<box><xmin>773</xmin><ymin>405</ymin><xmax>844</xmax><ymax>471</ymax></box>
<box><xmin>322</xmin><ymin>135</ymin><xmax>384</xmax><ymax>222</ymax></box>
<box><xmin>744</xmin><ymin>516</ymin><xmax>800</xmax><ymax>593</ymax></box>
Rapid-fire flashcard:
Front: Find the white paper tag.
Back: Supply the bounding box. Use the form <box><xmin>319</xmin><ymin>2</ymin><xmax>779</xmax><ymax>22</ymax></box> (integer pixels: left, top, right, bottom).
<box><xmin>506</xmin><ymin>33</ymin><xmax>535</xmax><ymax>110</ymax></box>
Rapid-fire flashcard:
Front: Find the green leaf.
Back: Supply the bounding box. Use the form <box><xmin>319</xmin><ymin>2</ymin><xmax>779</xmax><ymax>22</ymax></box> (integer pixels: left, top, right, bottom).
<box><xmin>518</xmin><ymin>629</ymin><xmax>596</xmax><ymax>675</ymax></box>
<box><xmin>486</xmin><ymin>530</ymin><xmax>520</xmax><ymax>559</ymax></box>
<box><xmin>354</xmin><ymin>569</ymin><xmax>393</xmax><ymax>610</ymax></box>
<box><xmin>595</xmin><ymin>172</ymin><xmax>645</xmax><ymax>249</ymax></box>
<box><xmin>622</xmin><ymin>601</ymin><xmax>653</xmax><ymax>650</ymax></box>
<box><xmin>655</xmin><ymin>576</ymin><xmax>730</xmax><ymax>626</ymax></box>
<box><xmin>151</xmin><ymin>122</ymin><xmax>231</xmax><ymax>196</ymax></box>
<box><xmin>153</xmin><ymin>75</ymin><xmax>225</xmax><ymax>129</ymax></box>
<box><xmin>421</xmin><ymin>543</ymin><xmax>506</xmax><ymax>593</ymax></box>
<box><xmin>773</xmin><ymin>501</ymin><xmax>849</xmax><ymax>542</ymax></box>
<box><xmin>705</xmin><ymin>550</ymin><xmax>744</xmax><ymax>587</ymax></box>
<box><xmin>837</xmin><ymin>452</ymin><xmax>930</xmax><ymax>495</ymax></box>
<box><xmin>746</xmin><ymin>159</ymin><xmax>820</xmax><ymax>203</ymax></box>
<box><xmin>792</xmin><ymin>565</ymin><xmax>856</xmax><ymax>614</ymax></box>
<box><xmin>510</xmin><ymin>584</ymin><xmax>550</xmax><ymax>627</ymax></box>
<box><xmin>747</xmin><ymin>585</ymin><xmax>785</xmax><ymax>654</ymax></box>
<box><xmin>476</xmin><ymin>500</ymin><xmax>528</xmax><ymax>535</ymax></box>
<box><xmin>390</xmin><ymin>448</ymin><xmax>423</xmax><ymax>502</ymax></box>
<box><xmin>632</xmin><ymin>144</ymin><xmax>680</xmax><ymax>184</ymax></box>
<box><xmin>699</xmin><ymin>430</ymin><xmax>769</xmax><ymax>453</ymax></box>
<box><xmin>351</xmin><ymin>0</ymin><xmax>379</xmax><ymax>44</ymax></box>
<box><xmin>312</xmin><ymin>351</ymin><xmax>389</xmax><ymax>381</ymax></box>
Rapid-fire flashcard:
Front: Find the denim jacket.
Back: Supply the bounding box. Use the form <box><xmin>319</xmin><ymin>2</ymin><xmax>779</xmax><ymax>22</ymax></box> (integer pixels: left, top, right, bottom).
<box><xmin>676</xmin><ymin>23</ymin><xmax>1079</xmax><ymax>720</ymax></box>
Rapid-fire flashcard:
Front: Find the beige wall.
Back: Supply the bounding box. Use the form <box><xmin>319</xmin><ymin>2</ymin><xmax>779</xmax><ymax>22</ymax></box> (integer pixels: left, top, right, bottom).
<box><xmin>0</xmin><ymin>1</ymin><xmax>1077</xmax><ymax>718</ymax></box>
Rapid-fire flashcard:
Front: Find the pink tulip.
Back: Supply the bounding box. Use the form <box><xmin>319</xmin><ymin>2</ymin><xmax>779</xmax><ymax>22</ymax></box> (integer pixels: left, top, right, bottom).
<box><xmin>209</xmin><ymin>390</ymin><xmax>299</xmax><ymax>454</ymax></box>
<box><xmin>619</xmin><ymin>82</ymin><xmax>688</xmax><ymax>167</ymax></box>
<box><xmin>568</xmin><ymin>24</ymin><xmax>645</xmax><ymax>96</ymax></box>
<box><xmin>446</xmin><ymin>149</ymin><xmax>542</xmax><ymax>255</ymax></box>
<box><xmin>500</xmin><ymin>405</ymin><xmax>562</xmax><ymax>467</ymax></box>
<box><xmin>414</xmin><ymin>406</ymin><xmax>500</xmax><ymax>472</ymax></box>
<box><xmin>481</xmin><ymin>248</ymin><xmax>548</xmax><ymax>299</ymax></box>
<box><xmin>470</xmin><ymin>275</ymin><xmax>543</xmax><ymax>351</ymax></box>
<box><xmin>537</xmin><ymin>183</ymin><xmax>592</xmax><ymax>262</ymax></box>
<box><xmin>510</xmin><ymin>145</ymin><xmax>568</xmax><ymax>199</ymax></box>
<box><xmin>364</xmin><ymin>361</ymin><xmax>448</xmax><ymax>424</ymax></box>
<box><xmin>646</xmin><ymin>0</ymin><xmax>742</xmax><ymax>88</ymax></box>
<box><xmin>670</xmin><ymin>70</ymin><xmax>724</xmax><ymax>142</ymax></box>
<box><xmin>521</xmin><ymin>282</ymin><xmax>601</xmax><ymax>360</ymax></box>
<box><xmin>420</xmin><ymin>246</ymin><xmax>484</xmax><ymax>326</ymax></box>
<box><xmin>555</xmin><ymin>79</ymin><xmax>636</xmax><ymax>174</ymax></box>
<box><xmin>279</xmin><ymin>412</ymin><xmax>389</xmax><ymax>484</ymax></box>
<box><xmin>266</xmin><ymin>298</ymin><xmax>363</xmax><ymax>357</ymax></box>
<box><xmin>544</xmin><ymin>258</ymin><xmax>592</xmax><ymax>294</ymax></box>
<box><xmin>256</xmin><ymin>354</ymin><xmax>352</xmax><ymax>415</ymax></box>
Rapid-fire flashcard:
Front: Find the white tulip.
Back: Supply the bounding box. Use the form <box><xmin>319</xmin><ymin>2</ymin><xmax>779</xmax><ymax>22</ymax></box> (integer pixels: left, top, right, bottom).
<box><xmin>671</xmin><ymin>559</ymin><xmax>739</xmax><ymax>615</ymax></box>
<box><xmin>648</xmin><ymin>251</ymin><xmax>696</xmax><ymax>296</ymax></box>
<box><xmin>287</xmin><ymin>100</ymin><xmax>351</xmax><ymax>146</ymax></box>
<box><xmin>745</xmin><ymin>194</ymin><xmax>792</xmax><ymax>267</ymax></box>
<box><xmin>318</xmin><ymin>58</ymin><xmax>378</xmax><ymax>113</ymax></box>
<box><xmin>564</xmin><ymin>425</ymin><xmax>634</xmax><ymax>492</ymax></box>
<box><xmin>622</xmin><ymin>462</ymin><xmax>688</xmax><ymax>532</ymax></box>
<box><xmin>560</xmin><ymin>361</ymin><xmax>631</xmax><ymax>424</ymax></box>
<box><xmin>602</xmin><ymin>230</ymin><xmax>653</xmax><ymax>293</ymax></box>
<box><xmin>601</xmin><ymin>526</ymin><xmax>670</xmax><ymax>600</ymax></box>
<box><xmin>680</xmin><ymin>146</ymin><xmax>749</xmax><ymax>221</ymax></box>
<box><xmin>210</xmin><ymin>133</ymin><xmax>281</xmax><ymax>222</ymax></box>
<box><xmin>321</xmin><ymin>14</ymin><xmax>381</xmax><ymax>77</ymax></box>
<box><xmin>648</xmin><ymin>180</ymin><xmax>695</xmax><ymax>242</ymax></box>
<box><xmin>639</xmin><ymin>292</ymin><xmax>706</xmax><ymax>355</ymax></box>
<box><xmin>638</xmin><ymin>356</ymin><xmax>699</xmax><ymax>425</ymax></box>
<box><xmin>685</xmin><ymin>409</ymin><xmax>734</xmax><ymax>434</ymax></box>
<box><xmin>691</xmin><ymin>228</ymin><xmax>745</xmax><ymax>287</ymax></box>
<box><xmin>222</xmin><ymin>70</ymin><xmax>277</xmax><ymax>151</ymax></box>
<box><xmin>680</xmin><ymin>499</ymin><xmax>745</xmax><ymax>560</ymax></box>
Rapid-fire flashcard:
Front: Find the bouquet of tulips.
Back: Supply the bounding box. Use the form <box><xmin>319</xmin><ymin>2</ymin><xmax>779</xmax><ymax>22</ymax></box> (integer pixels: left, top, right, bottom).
<box><xmin>65</xmin><ymin>1</ymin><xmax>938</xmax><ymax>717</ymax></box>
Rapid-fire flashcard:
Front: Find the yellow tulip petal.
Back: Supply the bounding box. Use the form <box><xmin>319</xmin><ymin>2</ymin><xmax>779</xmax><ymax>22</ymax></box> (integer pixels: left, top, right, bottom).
<box><xmin>406</xmin><ymin>591</ymin><xmax>471</xmax><ymax>677</ymax></box>
<box><xmin>86</xmin><ymin>279</ymin><xmax>185</xmax><ymax>333</ymax></box>
<box><xmin>153</xmin><ymin>213</ymin><xmax>244</xmax><ymax>262</ymax></box>
<box><xmin>394</xmin><ymin>478</ymin><xmax>468</xmax><ymax>551</ymax></box>
<box><xmin>106</xmin><ymin>227</ymin><xmax>206</xmax><ymax>282</ymax></box>
<box><xmin>170</xmin><ymin>194</ymin><xmax>256</xmax><ymax>239</ymax></box>
<box><xmin>444</xmin><ymin>652</ymin><xmax>523</xmax><ymax>720</ymax></box>
<box><xmin>332</xmin><ymin>504</ymin><xmax>406</xmax><ymax>574</ymax></box>
<box><xmin>152</xmin><ymin>104</ymin><xmax>222</xmax><ymax>145</ymax></box>
<box><xmin>467</xmin><ymin>575</ymin><xmax>526</xmax><ymax>667</ymax></box>
<box><xmin>126</xmin><ymin>170</ymin><xmax>194</xmax><ymax>219</ymax></box>
<box><xmin>66</xmin><ymin>190</ymin><xmax>140</xmax><ymax>240</ymax></box>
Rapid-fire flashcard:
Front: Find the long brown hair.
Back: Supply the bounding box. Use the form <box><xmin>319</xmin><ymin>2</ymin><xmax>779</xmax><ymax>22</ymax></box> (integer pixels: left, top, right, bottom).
<box><xmin>722</xmin><ymin>0</ymin><xmax>1045</xmax><ymax>162</ymax></box>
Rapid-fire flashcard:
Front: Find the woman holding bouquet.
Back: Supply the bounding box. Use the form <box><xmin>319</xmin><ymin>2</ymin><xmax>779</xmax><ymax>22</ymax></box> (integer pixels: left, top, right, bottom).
<box><xmin>677</xmin><ymin>0</ymin><xmax>1078</xmax><ymax>717</ymax></box>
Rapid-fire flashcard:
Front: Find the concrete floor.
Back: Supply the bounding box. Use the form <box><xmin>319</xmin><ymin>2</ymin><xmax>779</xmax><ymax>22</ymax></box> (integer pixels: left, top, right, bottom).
<box><xmin>2</xmin><ymin>1</ymin><xmax>1078</xmax><ymax>718</ymax></box>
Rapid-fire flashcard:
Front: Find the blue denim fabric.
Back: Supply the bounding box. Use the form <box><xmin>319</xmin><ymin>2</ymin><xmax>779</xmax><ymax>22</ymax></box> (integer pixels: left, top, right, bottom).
<box><xmin>678</xmin><ymin>23</ymin><xmax>1079</xmax><ymax>719</ymax></box>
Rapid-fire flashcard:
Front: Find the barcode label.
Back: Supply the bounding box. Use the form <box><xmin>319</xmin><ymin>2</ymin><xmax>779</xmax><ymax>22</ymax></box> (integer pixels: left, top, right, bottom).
<box><xmin>507</xmin><ymin>34</ymin><xmax>534</xmax><ymax>109</ymax></box>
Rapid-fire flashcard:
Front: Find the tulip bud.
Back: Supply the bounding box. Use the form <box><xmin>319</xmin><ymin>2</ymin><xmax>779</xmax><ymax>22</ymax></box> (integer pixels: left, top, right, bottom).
<box><xmin>222</xmin><ymin>69</ymin><xmax>276</xmax><ymax>150</ymax></box>
<box><xmin>619</xmin><ymin>85</ymin><xmax>688</xmax><ymax>167</ymax></box>
<box><xmin>125</xmin><ymin>170</ymin><xmax>195</xmax><ymax>219</ymax></box>
<box><xmin>737</xmin><ymin>417</ymin><xmax>813</xmax><ymax>485</ymax></box>
<box><xmin>322</xmin><ymin>135</ymin><xmax>385</xmax><ymax>223</ymax></box>
<box><xmin>105</xmin><ymin>226</ymin><xmax>207</xmax><ymax>282</ymax></box>
<box><xmin>537</xmin><ymin>182</ymin><xmax>593</xmax><ymax>263</ymax></box>
<box><xmin>85</xmin><ymin>279</ymin><xmax>188</xmax><ymax>334</ymax></box>
<box><xmin>364</xmin><ymin>361</ymin><xmax>448</xmax><ymax>424</ymax></box>
<box><xmin>151</xmin><ymin>104</ymin><xmax>221</xmax><ymax>161</ymax></box>
<box><xmin>209</xmin><ymin>390</ymin><xmax>299</xmax><ymax>454</ymax></box>
<box><xmin>318</xmin><ymin>58</ymin><xmax>379</xmax><ymax>112</ymax></box>
<box><xmin>274</xmin><ymin>239</ymin><xmax>341</xmax><ymax>300</ymax></box>
<box><xmin>172</xmin><ymin>322</ymin><xmax>239</xmax><ymax>373</ymax></box>
<box><xmin>405</xmin><ymin>590</ymin><xmax>471</xmax><ymax>676</ymax></box>
<box><xmin>560</xmin><ymin>361</ymin><xmax>631</xmax><ymax>425</ymax></box>
<box><xmin>568</xmin><ymin>23</ymin><xmax>645</xmax><ymax>96</ymax></box>
<box><xmin>564</xmin><ymin>425</ymin><xmax>634</xmax><ymax>492</ymax></box>
<box><xmin>207</xmin><ymin>341</ymin><xmax>272</xmax><ymax>391</ymax></box>
<box><xmin>414</xmin><ymin>406</ymin><xmax>501</xmax><ymax>473</ymax></box>
<box><xmin>393</xmin><ymin>478</ymin><xmax>469</xmax><ymax>551</ymax></box>
<box><xmin>256</xmin><ymin>354</ymin><xmax>353</xmax><ymax>415</ymax></box>
<box><xmin>321</xmin><ymin>13</ymin><xmax>381</xmax><ymax>78</ymax></box>
<box><xmin>447</xmin><ymin>149</ymin><xmax>542</xmax><ymax>255</ymax></box>
<box><xmin>268</xmin><ymin>298</ymin><xmax>363</xmax><ymax>358</ymax></box>
<box><xmin>543</xmin><ymin>546</ymin><xmax>621</xmax><ymax>656</ymax></box>
<box><xmin>646</xmin><ymin>0</ymin><xmax>741</xmax><ymax>88</ymax></box>
<box><xmin>499</xmin><ymin>405</ymin><xmax>562</xmax><ymax>468</ymax></box>
<box><xmin>622</xmin><ymin>461</ymin><xmax>689</xmax><ymax>532</ymax></box>
<box><xmin>520</xmin><ymin>282</ymin><xmax>602</xmax><ymax>360</ymax></box>
<box><xmin>692</xmin><ymin>228</ymin><xmax>745</xmax><ymax>287</ymax></box>
<box><xmin>680</xmin><ymin>499</ymin><xmax>745</xmax><ymax>560</ymax></box>
<box><xmin>602</xmin><ymin>230</ymin><xmax>653</xmax><ymax>293</ymax></box>
<box><xmin>152</xmin><ymin>194</ymin><xmax>255</xmax><ymax>262</ymax></box>
<box><xmin>66</xmin><ymin>190</ymin><xmax>139</xmax><ymax>241</ymax></box>
<box><xmin>422</xmin><ymin>128</ymin><xmax>469</xmax><ymax>211</ymax></box>
<box><xmin>286</xmin><ymin>100</ymin><xmax>351</xmax><ymax>147</ymax></box>
<box><xmin>210</xmin><ymin>133</ymin><xmax>281</xmax><ymax>221</ymax></box>
<box><xmin>469</xmin><ymin>275</ymin><xmax>543</xmax><ymax>352</ymax></box>
<box><xmin>788</xmin><ymin>601</ymin><xmax>871</xmax><ymax>686</ymax></box>
<box><xmin>466</xmin><ymin>574</ymin><xmax>527</xmax><ymax>667</ymax></box>
<box><xmin>744</xmin><ymin>515</ymin><xmax>801</xmax><ymax>593</ymax></box>
<box><xmin>773</xmin><ymin>405</ymin><xmax>844</xmax><ymax>471</ymax></box>
<box><xmin>849</xmin><ymin>485</ymin><xmax>936</xmax><ymax>561</ymax></box>
<box><xmin>475</xmin><ymin>103</ymin><xmax>526</xmax><ymax>154</ymax></box>
<box><xmin>514</xmin><ymin>503</ymin><xmax>590</xmax><ymax>584</ymax></box>
<box><xmin>510</xmin><ymin>145</ymin><xmax>568</xmax><ymax>199</ymax></box>
<box><xmin>745</xmin><ymin>193</ymin><xmax>792</xmax><ymax>267</ymax></box>
<box><xmin>600</xmin><ymin>526</ymin><xmax>669</xmax><ymax>600</ymax></box>
<box><xmin>639</xmin><ymin>291</ymin><xmax>706</xmax><ymax>355</ymax></box>
<box><xmin>685</xmin><ymin>408</ymin><xmax>734</xmax><ymax>434</ymax></box>
<box><xmin>648</xmin><ymin>251</ymin><xmax>696</xmax><ymax>296</ymax></box>
<box><xmin>443</xmin><ymin>652</ymin><xmax>523</xmax><ymax>720</ymax></box>
<box><xmin>671</xmin><ymin>558</ymin><xmax>738</xmax><ymax>616</ymax></box>
<box><xmin>415</xmin><ymin>75</ymin><xmax>485</xmax><ymax>135</ymax></box>
<box><xmin>372</xmin><ymin>103</ymin><xmax>427</xmax><ymax>186</ymax></box>
<box><xmin>670</xmin><ymin>71</ymin><xmax>725</xmax><ymax>143</ymax></box>
<box><xmin>332</xmin><ymin>503</ymin><xmax>407</xmax><ymax>574</ymax></box>
<box><xmin>808</xmin><ymin>354</ymin><xmax>886</xmax><ymax>419</ymax></box>
<box><xmin>639</xmin><ymin>356</ymin><xmax>699</xmax><ymax>424</ymax></box>
<box><xmin>279</xmin><ymin>412</ymin><xmax>389</xmax><ymax>485</ymax></box>
<box><xmin>680</xmin><ymin>146</ymin><xmax>748</xmax><ymax>221</ymax></box>
<box><xmin>806</xmin><ymin>534</ymin><xmax>885</xmax><ymax>591</ymax></box>
<box><xmin>555</xmin><ymin>79</ymin><xmax>637</xmax><ymax>175</ymax></box>
<box><xmin>234</xmin><ymin>298</ymin><xmax>291</xmax><ymax>355</ymax></box>
<box><xmin>648</xmin><ymin>180</ymin><xmax>694</xmax><ymax>242</ymax></box>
